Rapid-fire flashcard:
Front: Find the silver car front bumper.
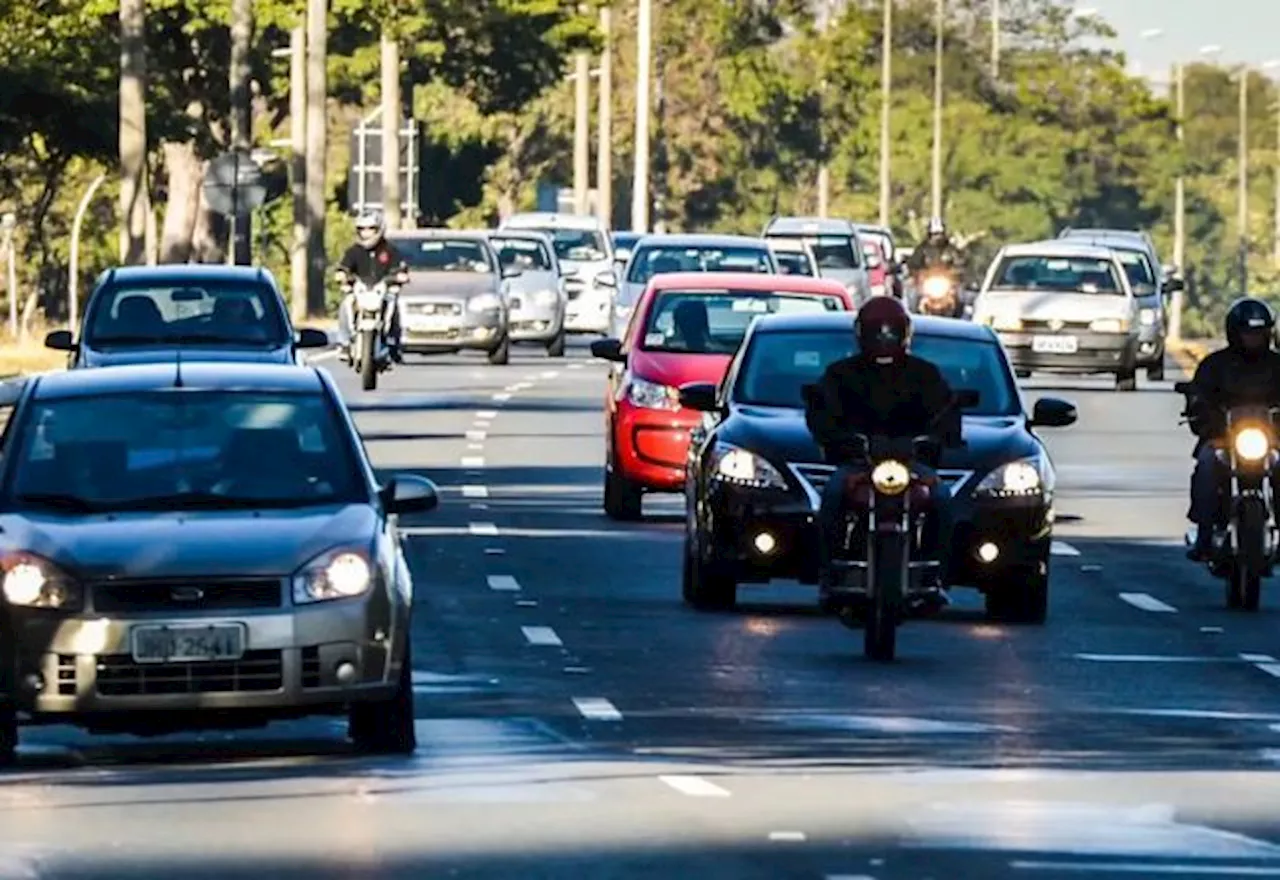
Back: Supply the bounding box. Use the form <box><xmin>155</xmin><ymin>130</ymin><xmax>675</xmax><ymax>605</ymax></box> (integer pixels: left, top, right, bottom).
<box><xmin>400</xmin><ymin>298</ymin><xmax>506</xmax><ymax>352</ymax></box>
<box><xmin>508</xmin><ymin>294</ymin><xmax>564</xmax><ymax>343</ymax></box>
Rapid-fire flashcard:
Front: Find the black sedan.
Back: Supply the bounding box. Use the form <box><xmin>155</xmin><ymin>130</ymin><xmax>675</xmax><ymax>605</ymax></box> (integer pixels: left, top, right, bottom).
<box><xmin>45</xmin><ymin>265</ymin><xmax>331</xmax><ymax>367</ymax></box>
<box><xmin>0</xmin><ymin>362</ymin><xmax>438</xmax><ymax>765</ymax></box>
<box><xmin>678</xmin><ymin>312</ymin><xmax>1077</xmax><ymax>623</ymax></box>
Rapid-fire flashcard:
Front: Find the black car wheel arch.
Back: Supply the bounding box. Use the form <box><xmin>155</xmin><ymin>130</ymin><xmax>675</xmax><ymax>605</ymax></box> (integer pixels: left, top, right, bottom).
<box><xmin>982</xmin><ymin>558</ymin><xmax>1050</xmax><ymax>624</ymax></box>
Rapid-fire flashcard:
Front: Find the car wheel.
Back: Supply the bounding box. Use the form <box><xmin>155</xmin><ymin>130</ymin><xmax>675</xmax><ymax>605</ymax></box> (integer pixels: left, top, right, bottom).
<box><xmin>349</xmin><ymin>640</ymin><xmax>417</xmax><ymax>756</ymax></box>
<box><xmin>487</xmin><ymin>335</ymin><xmax>511</xmax><ymax>365</ymax></box>
<box><xmin>603</xmin><ymin>465</ymin><xmax>643</xmax><ymax>521</ymax></box>
<box><xmin>983</xmin><ymin>562</ymin><xmax>1049</xmax><ymax>624</ymax></box>
<box><xmin>547</xmin><ymin>330</ymin><xmax>566</xmax><ymax>358</ymax></box>
<box><xmin>1147</xmin><ymin>360</ymin><xmax>1165</xmax><ymax>381</ymax></box>
<box><xmin>683</xmin><ymin>535</ymin><xmax>737</xmax><ymax>611</ymax></box>
<box><xmin>1115</xmin><ymin>367</ymin><xmax>1137</xmax><ymax>392</ymax></box>
<box><xmin>0</xmin><ymin>706</ymin><xmax>15</xmax><ymax>768</ymax></box>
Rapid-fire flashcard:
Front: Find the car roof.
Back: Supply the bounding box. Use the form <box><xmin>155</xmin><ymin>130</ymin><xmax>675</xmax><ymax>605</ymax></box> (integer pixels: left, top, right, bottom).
<box><xmin>764</xmin><ymin>216</ymin><xmax>857</xmax><ymax>235</ymax></box>
<box><xmin>749</xmin><ymin>311</ymin><xmax>998</xmax><ymax>343</ymax></box>
<box><xmin>99</xmin><ymin>265</ymin><xmax>280</xmax><ymax>290</ymax></box>
<box><xmin>634</xmin><ymin>233</ymin><xmax>770</xmax><ymax>249</ymax></box>
<box><xmin>1062</xmin><ymin>234</ymin><xmax>1154</xmax><ymax>254</ymax></box>
<box><xmin>502</xmin><ymin>212</ymin><xmax>604</xmax><ymax>231</ymax></box>
<box><xmin>390</xmin><ymin>228</ymin><xmax>492</xmax><ymax>241</ymax></box>
<box><xmin>30</xmin><ymin>362</ymin><xmax>326</xmax><ymax>401</ymax></box>
<box><xmin>998</xmin><ymin>240</ymin><xmax>1120</xmax><ymax>260</ymax></box>
<box><xmin>648</xmin><ymin>272</ymin><xmax>848</xmax><ymax>296</ymax></box>
<box><xmin>486</xmin><ymin>229</ymin><xmax>553</xmax><ymax>244</ymax></box>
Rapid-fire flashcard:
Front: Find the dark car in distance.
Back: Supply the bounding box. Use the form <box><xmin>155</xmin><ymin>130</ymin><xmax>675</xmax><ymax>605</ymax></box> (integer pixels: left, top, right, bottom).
<box><xmin>678</xmin><ymin>312</ymin><xmax>1077</xmax><ymax>623</ymax></box>
<box><xmin>45</xmin><ymin>265</ymin><xmax>331</xmax><ymax>367</ymax></box>
<box><xmin>0</xmin><ymin>362</ymin><xmax>438</xmax><ymax>765</ymax></box>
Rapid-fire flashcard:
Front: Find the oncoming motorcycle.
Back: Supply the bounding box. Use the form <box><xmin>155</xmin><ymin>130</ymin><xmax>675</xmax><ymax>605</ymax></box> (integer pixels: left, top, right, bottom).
<box><xmin>914</xmin><ymin>269</ymin><xmax>962</xmax><ymax>318</ymax></box>
<box><xmin>1176</xmin><ymin>380</ymin><xmax>1280</xmax><ymax>611</ymax></box>
<box><xmin>338</xmin><ymin>270</ymin><xmax>407</xmax><ymax>391</ymax></box>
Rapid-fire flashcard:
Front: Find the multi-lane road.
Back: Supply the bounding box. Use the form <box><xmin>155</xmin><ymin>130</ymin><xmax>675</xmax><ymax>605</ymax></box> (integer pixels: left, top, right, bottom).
<box><xmin>4</xmin><ymin>341</ymin><xmax>1280</xmax><ymax>878</ymax></box>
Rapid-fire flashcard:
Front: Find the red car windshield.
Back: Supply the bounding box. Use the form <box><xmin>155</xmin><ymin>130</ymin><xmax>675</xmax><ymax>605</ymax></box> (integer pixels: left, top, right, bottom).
<box><xmin>638</xmin><ymin>289</ymin><xmax>846</xmax><ymax>355</ymax></box>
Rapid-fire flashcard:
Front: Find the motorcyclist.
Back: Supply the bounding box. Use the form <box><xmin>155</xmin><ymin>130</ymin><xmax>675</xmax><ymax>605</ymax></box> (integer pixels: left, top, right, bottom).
<box><xmin>906</xmin><ymin>216</ymin><xmax>961</xmax><ymax>280</ymax></box>
<box><xmin>1183</xmin><ymin>297</ymin><xmax>1280</xmax><ymax>560</ymax></box>
<box><xmin>805</xmin><ymin>296</ymin><xmax>961</xmax><ymax>602</ymax></box>
<box><xmin>335</xmin><ymin>209</ymin><xmax>408</xmax><ymax>363</ymax></box>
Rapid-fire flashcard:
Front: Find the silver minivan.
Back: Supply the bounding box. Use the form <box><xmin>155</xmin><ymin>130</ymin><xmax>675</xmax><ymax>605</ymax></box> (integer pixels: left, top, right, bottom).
<box><xmin>972</xmin><ymin>240</ymin><xmax>1143</xmax><ymax>391</ymax></box>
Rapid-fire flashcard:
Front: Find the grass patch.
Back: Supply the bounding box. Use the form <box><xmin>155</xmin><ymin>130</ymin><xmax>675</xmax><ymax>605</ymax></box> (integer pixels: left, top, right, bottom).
<box><xmin>0</xmin><ymin>334</ymin><xmax>67</xmax><ymax>377</ymax></box>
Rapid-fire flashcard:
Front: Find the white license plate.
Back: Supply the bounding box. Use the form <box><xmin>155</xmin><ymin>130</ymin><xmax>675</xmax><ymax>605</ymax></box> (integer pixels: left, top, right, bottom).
<box><xmin>130</xmin><ymin>624</ymin><xmax>246</xmax><ymax>663</ymax></box>
<box><xmin>1032</xmin><ymin>335</ymin><xmax>1078</xmax><ymax>354</ymax></box>
<box><xmin>408</xmin><ymin>314</ymin><xmax>455</xmax><ymax>332</ymax></box>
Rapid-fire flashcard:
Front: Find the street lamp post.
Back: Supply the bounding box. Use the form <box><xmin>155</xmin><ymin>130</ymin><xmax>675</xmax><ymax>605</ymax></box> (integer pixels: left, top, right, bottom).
<box><xmin>878</xmin><ymin>0</ymin><xmax>892</xmax><ymax>228</ymax></box>
<box><xmin>930</xmin><ymin>0</ymin><xmax>943</xmax><ymax>219</ymax></box>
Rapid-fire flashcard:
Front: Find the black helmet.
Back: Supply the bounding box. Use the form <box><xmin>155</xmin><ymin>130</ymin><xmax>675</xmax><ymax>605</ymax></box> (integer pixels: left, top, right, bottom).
<box><xmin>1225</xmin><ymin>297</ymin><xmax>1276</xmax><ymax>357</ymax></box>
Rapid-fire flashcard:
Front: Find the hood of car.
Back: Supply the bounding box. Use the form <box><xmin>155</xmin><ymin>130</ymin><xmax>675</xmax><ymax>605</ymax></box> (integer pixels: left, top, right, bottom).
<box><xmin>628</xmin><ymin>348</ymin><xmax>733</xmax><ymax>391</ymax></box>
<box><xmin>978</xmin><ymin>289</ymin><xmax>1134</xmax><ymax>321</ymax></box>
<box><xmin>400</xmin><ymin>274</ymin><xmax>500</xmax><ymax>300</ymax></box>
<box><xmin>81</xmin><ymin>345</ymin><xmax>295</xmax><ymax>367</ymax></box>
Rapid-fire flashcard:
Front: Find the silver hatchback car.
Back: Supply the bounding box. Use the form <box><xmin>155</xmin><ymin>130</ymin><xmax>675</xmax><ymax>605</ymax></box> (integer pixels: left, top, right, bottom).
<box><xmin>488</xmin><ymin>230</ymin><xmax>569</xmax><ymax>357</ymax></box>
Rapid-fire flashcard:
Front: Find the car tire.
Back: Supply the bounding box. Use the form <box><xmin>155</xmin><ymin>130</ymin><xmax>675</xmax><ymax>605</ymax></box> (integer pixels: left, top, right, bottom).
<box><xmin>603</xmin><ymin>466</ymin><xmax>643</xmax><ymax>521</ymax></box>
<box><xmin>0</xmin><ymin>706</ymin><xmax>16</xmax><ymax>768</ymax></box>
<box><xmin>682</xmin><ymin>535</ymin><xmax>736</xmax><ymax>611</ymax></box>
<box><xmin>1115</xmin><ymin>368</ymin><xmax>1137</xmax><ymax>392</ymax></box>
<box><xmin>547</xmin><ymin>330</ymin><xmax>566</xmax><ymax>358</ymax></box>
<box><xmin>349</xmin><ymin>640</ymin><xmax>417</xmax><ymax>756</ymax></box>
<box><xmin>983</xmin><ymin>563</ymin><xmax>1049</xmax><ymax>624</ymax></box>
<box><xmin>1147</xmin><ymin>360</ymin><xmax>1165</xmax><ymax>381</ymax></box>
<box><xmin>487</xmin><ymin>335</ymin><xmax>511</xmax><ymax>365</ymax></box>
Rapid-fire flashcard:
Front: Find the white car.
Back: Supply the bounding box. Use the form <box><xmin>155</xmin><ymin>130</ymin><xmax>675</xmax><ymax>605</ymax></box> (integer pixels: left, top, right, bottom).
<box><xmin>500</xmin><ymin>212</ymin><xmax>617</xmax><ymax>335</ymax></box>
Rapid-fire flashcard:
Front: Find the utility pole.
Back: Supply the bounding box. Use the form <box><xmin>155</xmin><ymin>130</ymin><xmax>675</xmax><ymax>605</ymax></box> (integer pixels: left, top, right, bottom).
<box><xmin>304</xmin><ymin>0</ymin><xmax>328</xmax><ymax>315</ymax></box>
<box><xmin>118</xmin><ymin>0</ymin><xmax>148</xmax><ymax>265</ymax></box>
<box><xmin>991</xmin><ymin>0</ymin><xmax>999</xmax><ymax>78</ymax></box>
<box><xmin>597</xmin><ymin>5</ymin><xmax>613</xmax><ymax>227</ymax></box>
<box><xmin>1274</xmin><ymin>83</ymin><xmax>1280</xmax><ymax>267</ymax></box>
<box><xmin>1171</xmin><ymin>61</ymin><xmax>1185</xmax><ymax>341</ymax></box>
<box><xmin>289</xmin><ymin>23</ymin><xmax>307</xmax><ymax>321</ymax></box>
<box><xmin>878</xmin><ymin>0</ymin><xmax>892</xmax><ymax>228</ymax></box>
<box><xmin>816</xmin><ymin>0</ymin><xmax>831</xmax><ymax>217</ymax></box>
<box><xmin>1239</xmin><ymin>65</ymin><xmax>1249</xmax><ymax>293</ymax></box>
<box><xmin>573</xmin><ymin>51</ymin><xmax>590</xmax><ymax>215</ymax></box>
<box><xmin>930</xmin><ymin>0</ymin><xmax>944</xmax><ymax>218</ymax></box>
<box><xmin>381</xmin><ymin>33</ymin><xmax>402</xmax><ymax>229</ymax></box>
<box><xmin>631</xmin><ymin>0</ymin><xmax>652</xmax><ymax>232</ymax></box>
<box><xmin>229</xmin><ymin>0</ymin><xmax>253</xmax><ymax>265</ymax></box>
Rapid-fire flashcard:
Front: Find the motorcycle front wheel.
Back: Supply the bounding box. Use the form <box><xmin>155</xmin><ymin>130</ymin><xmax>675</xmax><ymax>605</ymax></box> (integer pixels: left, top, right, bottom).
<box><xmin>865</xmin><ymin>530</ymin><xmax>904</xmax><ymax>661</ymax></box>
<box><xmin>1230</xmin><ymin>498</ymin><xmax>1266</xmax><ymax>611</ymax></box>
<box><xmin>359</xmin><ymin>328</ymin><xmax>378</xmax><ymax>391</ymax></box>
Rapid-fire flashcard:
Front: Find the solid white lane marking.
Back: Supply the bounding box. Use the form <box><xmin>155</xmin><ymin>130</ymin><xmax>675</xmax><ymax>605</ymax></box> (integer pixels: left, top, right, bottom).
<box><xmin>659</xmin><ymin>775</ymin><xmax>731</xmax><ymax>798</ymax></box>
<box><xmin>826</xmin><ymin>876</ymin><xmax>877</xmax><ymax>880</ymax></box>
<box><xmin>468</xmin><ymin>522</ymin><xmax>499</xmax><ymax>536</ymax></box>
<box><xmin>1119</xmin><ymin>592</ymin><xmax>1177</xmax><ymax>613</ymax></box>
<box><xmin>1074</xmin><ymin>654</ymin><xmax>1233</xmax><ymax>663</ymax></box>
<box><xmin>1255</xmin><ymin>663</ymin><xmax>1280</xmax><ymax>679</ymax></box>
<box><xmin>461</xmin><ymin>485</ymin><xmax>489</xmax><ymax>498</ymax></box>
<box><xmin>1010</xmin><ymin>863</ymin><xmax>1280</xmax><ymax>875</ymax></box>
<box><xmin>541</xmin><ymin>370</ymin><xmax>559</xmax><ymax>379</ymax></box>
<box><xmin>1051</xmin><ymin>541</ymin><xmax>1081</xmax><ymax>556</ymax></box>
<box><xmin>769</xmin><ymin>831</ymin><xmax>807</xmax><ymax>842</ymax></box>
<box><xmin>493</xmin><ymin>392</ymin><xmax>511</xmax><ymax>402</ymax></box>
<box><xmin>461</xmin><ymin>456</ymin><xmax>485</xmax><ymax>467</ymax></box>
<box><xmin>573</xmin><ymin>697</ymin><xmax>622</xmax><ymax>721</ymax></box>
<box><xmin>522</xmin><ymin>626</ymin><xmax>563</xmax><ymax>646</ymax></box>
<box><xmin>477</xmin><ymin>410</ymin><xmax>498</xmax><ymax>419</ymax></box>
<box><xmin>466</xmin><ymin>429</ymin><xmax>487</xmax><ymax>441</ymax></box>
<box><xmin>1241</xmin><ymin>654</ymin><xmax>1277</xmax><ymax>663</ymax></box>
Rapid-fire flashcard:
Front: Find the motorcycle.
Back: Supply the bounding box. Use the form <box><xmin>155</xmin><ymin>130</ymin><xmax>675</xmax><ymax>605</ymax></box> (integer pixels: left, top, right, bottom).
<box><xmin>915</xmin><ymin>270</ymin><xmax>962</xmax><ymax>317</ymax></box>
<box><xmin>1175</xmin><ymin>380</ymin><xmax>1280</xmax><ymax>611</ymax></box>
<box><xmin>340</xmin><ymin>271</ymin><xmax>406</xmax><ymax>391</ymax></box>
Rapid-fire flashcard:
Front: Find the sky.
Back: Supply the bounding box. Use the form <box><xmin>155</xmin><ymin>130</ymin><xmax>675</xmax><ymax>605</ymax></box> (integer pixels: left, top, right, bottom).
<box><xmin>1082</xmin><ymin>0</ymin><xmax>1280</xmax><ymax>79</ymax></box>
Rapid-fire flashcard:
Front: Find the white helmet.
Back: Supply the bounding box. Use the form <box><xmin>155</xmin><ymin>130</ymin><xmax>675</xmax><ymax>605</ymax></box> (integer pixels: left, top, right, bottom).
<box><xmin>927</xmin><ymin>216</ymin><xmax>946</xmax><ymax>236</ymax></box>
<box><xmin>355</xmin><ymin>209</ymin><xmax>385</xmax><ymax>248</ymax></box>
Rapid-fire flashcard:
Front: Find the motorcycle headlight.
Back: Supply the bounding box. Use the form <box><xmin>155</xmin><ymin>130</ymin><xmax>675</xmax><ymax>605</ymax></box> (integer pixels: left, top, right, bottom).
<box><xmin>625</xmin><ymin>376</ymin><xmax>679</xmax><ymax>410</ymax></box>
<box><xmin>355</xmin><ymin>290</ymin><xmax>384</xmax><ymax>311</ymax></box>
<box><xmin>292</xmin><ymin>548</ymin><xmax>373</xmax><ymax>604</ymax></box>
<box><xmin>1090</xmin><ymin>318</ymin><xmax>1127</xmax><ymax>333</ymax></box>
<box><xmin>711</xmin><ymin>444</ymin><xmax>788</xmax><ymax>490</ymax></box>
<box><xmin>533</xmin><ymin>289</ymin><xmax>559</xmax><ymax>307</ymax></box>
<box><xmin>468</xmin><ymin>293</ymin><xmax>502</xmax><ymax>312</ymax></box>
<box><xmin>1139</xmin><ymin>309</ymin><xmax>1156</xmax><ymax>325</ymax></box>
<box><xmin>871</xmin><ymin>460</ymin><xmax>910</xmax><ymax>495</ymax></box>
<box><xmin>922</xmin><ymin>276</ymin><xmax>951</xmax><ymax>298</ymax></box>
<box><xmin>2</xmin><ymin>552</ymin><xmax>82</xmax><ymax>610</ymax></box>
<box><xmin>1234</xmin><ymin>427</ymin><xmax>1270</xmax><ymax>462</ymax></box>
<box><xmin>974</xmin><ymin>457</ymin><xmax>1046</xmax><ymax>497</ymax></box>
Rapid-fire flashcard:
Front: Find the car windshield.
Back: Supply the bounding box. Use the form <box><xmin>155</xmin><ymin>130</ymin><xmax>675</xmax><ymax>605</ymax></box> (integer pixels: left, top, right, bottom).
<box><xmin>86</xmin><ymin>280</ymin><xmax>288</xmax><ymax>347</ymax></box>
<box><xmin>9</xmin><ymin>391</ymin><xmax>366</xmax><ymax>512</ymax></box>
<box><xmin>768</xmin><ymin>234</ymin><xmax>861</xmax><ymax>269</ymax></box>
<box><xmin>536</xmin><ymin>228</ymin><xmax>607</xmax><ymax>262</ymax></box>
<box><xmin>774</xmin><ymin>252</ymin><xmax>814</xmax><ymax>276</ymax></box>
<box><xmin>640</xmin><ymin>290</ymin><xmax>845</xmax><ymax>355</ymax></box>
<box><xmin>1111</xmin><ymin>247</ymin><xmax>1155</xmax><ymax>291</ymax></box>
<box><xmin>395</xmin><ymin>238</ymin><xmax>492</xmax><ymax>273</ymax></box>
<box><xmin>734</xmin><ymin>330</ymin><xmax>1018</xmax><ymax>415</ymax></box>
<box><xmin>492</xmin><ymin>237</ymin><xmax>553</xmax><ymax>272</ymax></box>
<box><xmin>627</xmin><ymin>246</ymin><xmax>773</xmax><ymax>285</ymax></box>
<box><xmin>989</xmin><ymin>255</ymin><xmax>1124</xmax><ymax>294</ymax></box>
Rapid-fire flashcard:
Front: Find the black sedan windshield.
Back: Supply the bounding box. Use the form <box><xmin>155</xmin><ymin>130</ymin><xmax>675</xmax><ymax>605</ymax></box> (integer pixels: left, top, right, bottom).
<box><xmin>10</xmin><ymin>391</ymin><xmax>366</xmax><ymax>512</ymax></box>
<box><xmin>641</xmin><ymin>290</ymin><xmax>845</xmax><ymax>355</ymax></box>
<box><xmin>627</xmin><ymin>246</ymin><xmax>773</xmax><ymax>285</ymax></box>
<box><xmin>87</xmin><ymin>281</ymin><xmax>288</xmax><ymax>347</ymax></box>
<box><xmin>734</xmin><ymin>330</ymin><xmax>1019</xmax><ymax>415</ymax></box>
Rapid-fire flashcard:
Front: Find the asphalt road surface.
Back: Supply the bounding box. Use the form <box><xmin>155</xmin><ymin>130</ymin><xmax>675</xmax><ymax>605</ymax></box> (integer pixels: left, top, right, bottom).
<box><xmin>6</xmin><ymin>341</ymin><xmax>1280</xmax><ymax>879</ymax></box>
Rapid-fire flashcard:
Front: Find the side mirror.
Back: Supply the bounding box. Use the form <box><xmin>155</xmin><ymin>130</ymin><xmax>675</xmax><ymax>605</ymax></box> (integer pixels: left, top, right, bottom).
<box><xmin>589</xmin><ymin>338</ymin><xmax>626</xmax><ymax>362</ymax></box>
<box><xmin>594</xmin><ymin>270</ymin><xmax>618</xmax><ymax>287</ymax></box>
<box><xmin>381</xmin><ymin>475</ymin><xmax>439</xmax><ymax>515</ymax></box>
<box><xmin>295</xmin><ymin>327</ymin><xmax>330</xmax><ymax>349</ymax></box>
<box><xmin>678</xmin><ymin>382</ymin><xmax>720</xmax><ymax>412</ymax></box>
<box><xmin>1173</xmin><ymin>381</ymin><xmax>1192</xmax><ymax>395</ymax></box>
<box><xmin>502</xmin><ymin>266</ymin><xmax>522</xmax><ymax>280</ymax></box>
<box><xmin>44</xmin><ymin>329</ymin><xmax>74</xmax><ymax>351</ymax></box>
<box><xmin>1162</xmin><ymin>263</ymin><xmax>1179</xmax><ymax>278</ymax></box>
<box><xmin>1030</xmin><ymin>396</ymin><xmax>1077</xmax><ymax>428</ymax></box>
<box><xmin>1162</xmin><ymin>277</ymin><xmax>1185</xmax><ymax>293</ymax></box>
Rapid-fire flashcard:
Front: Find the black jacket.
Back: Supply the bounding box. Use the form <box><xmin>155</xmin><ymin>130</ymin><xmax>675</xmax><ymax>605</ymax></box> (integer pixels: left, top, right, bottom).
<box><xmin>337</xmin><ymin>240</ymin><xmax>406</xmax><ymax>286</ymax></box>
<box><xmin>907</xmin><ymin>237</ymin><xmax>960</xmax><ymax>275</ymax></box>
<box><xmin>806</xmin><ymin>353</ymin><xmax>957</xmax><ymax>465</ymax></box>
<box><xmin>1187</xmin><ymin>347</ymin><xmax>1280</xmax><ymax>446</ymax></box>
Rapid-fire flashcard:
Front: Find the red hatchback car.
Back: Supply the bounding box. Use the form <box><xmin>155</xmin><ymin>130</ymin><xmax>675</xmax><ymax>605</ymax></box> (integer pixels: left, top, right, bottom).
<box><xmin>589</xmin><ymin>272</ymin><xmax>856</xmax><ymax>520</ymax></box>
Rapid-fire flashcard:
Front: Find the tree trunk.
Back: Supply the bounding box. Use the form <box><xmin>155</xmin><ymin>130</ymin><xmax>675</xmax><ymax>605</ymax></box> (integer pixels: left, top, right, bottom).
<box><xmin>119</xmin><ymin>0</ymin><xmax>148</xmax><ymax>264</ymax></box>
<box><xmin>304</xmin><ymin>0</ymin><xmax>329</xmax><ymax>315</ymax></box>
<box><xmin>159</xmin><ymin>142</ymin><xmax>203</xmax><ymax>262</ymax></box>
<box><xmin>228</xmin><ymin>0</ymin><xmax>253</xmax><ymax>264</ymax></box>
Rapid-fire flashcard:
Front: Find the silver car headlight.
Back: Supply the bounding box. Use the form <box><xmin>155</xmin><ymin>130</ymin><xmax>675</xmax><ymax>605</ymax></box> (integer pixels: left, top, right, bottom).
<box><xmin>1089</xmin><ymin>318</ymin><xmax>1128</xmax><ymax>333</ymax></box>
<box><xmin>533</xmin><ymin>289</ymin><xmax>559</xmax><ymax>307</ymax></box>
<box><xmin>1139</xmin><ymin>308</ymin><xmax>1156</xmax><ymax>325</ymax></box>
<box><xmin>973</xmin><ymin>457</ymin><xmax>1048</xmax><ymax>498</ymax></box>
<box><xmin>292</xmin><ymin>548</ymin><xmax>373</xmax><ymax>604</ymax></box>
<box><xmin>710</xmin><ymin>444</ymin><xmax>788</xmax><ymax>490</ymax></box>
<box><xmin>468</xmin><ymin>293</ymin><xmax>502</xmax><ymax>312</ymax></box>
<box><xmin>2</xmin><ymin>553</ymin><xmax>82</xmax><ymax>610</ymax></box>
<box><xmin>625</xmin><ymin>376</ymin><xmax>679</xmax><ymax>411</ymax></box>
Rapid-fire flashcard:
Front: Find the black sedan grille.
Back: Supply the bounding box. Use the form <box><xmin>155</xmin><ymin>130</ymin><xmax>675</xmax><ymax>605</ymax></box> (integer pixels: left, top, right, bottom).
<box><xmin>789</xmin><ymin>463</ymin><xmax>974</xmax><ymax>503</ymax></box>
<box><xmin>96</xmin><ymin>650</ymin><xmax>284</xmax><ymax>696</ymax></box>
<box><xmin>92</xmin><ymin>579</ymin><xmax>283</xmax><ymax>613</ymax></box>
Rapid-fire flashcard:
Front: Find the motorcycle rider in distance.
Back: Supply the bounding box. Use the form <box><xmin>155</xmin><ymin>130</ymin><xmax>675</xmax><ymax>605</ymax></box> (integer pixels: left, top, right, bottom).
<box><xmin>805</xmin><ymin>297</ymin><xmax>961</xmax><ymax>603</ymax></box>
<box><xmin>906</xmin><ymin>216</ymin><xmax>962</xmax><ymax>280</ymax></box>
<box><xmin>1183</xmin><ymin>297</ymin><xmax>1280</xmax><ymax>560</ymax></box>
<box><xmin>335</xmin><ymin>209</ymin><xmax>408</xmax><ymax>364</ymax></box>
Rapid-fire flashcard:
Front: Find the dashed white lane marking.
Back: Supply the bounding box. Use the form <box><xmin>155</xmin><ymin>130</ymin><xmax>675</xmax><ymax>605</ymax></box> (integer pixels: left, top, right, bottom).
<box><xmin>467</xmin><ymin>443</ymin><xmax>483</xmax><ymax>451</ymax></box>
<box><xmin>461</xmin><ymin>456</ymin><xmax>485</xmax><ymax>467</ymax></box>
<box><xmin>573</xmin><ymin>697</ymin><xmax>622</xmax><ymax>721</ymax></box>
<box><xmin>521</xmin><ymin>626</ymin><xmax>563</xmax><ymax>646</ymax></box>
<box><xmin>462</xmin><ymin>485</ymin><xmax>489</xmax><ymax>498</ymax></box>
<box><xmin>468</xmin><ymin>522</ymin><xmax>499</xmax><ymax>536</ymax></box>
<box><xmin>487</xmin><ymin>575</ymin><xmax>520</xmax><ymax>591</ymax></box>
<box><xmin>659</xmin><ymin>775</ymin><xmax>731</xmax><ymax>798</ymax></box>
<box><xmin>493</xmin><ymin>392</ymin><xmax>511</xmax><ymax>402</ymax></box>
<box><xmin>477</xmin><ymin>410</ymin><xmax>498</xmax><ymax>419</ymax></box>
<box><xmin>1051</xmin><ymin>541</ymin><xmax>1080</xmax><ymax>556</ymax></box>
<box><xmin>474</xmin><ymin>419</ymin><xmax>491</xmax><ymax>427</ymax></box>
<box><xmin>1119</xmin><ymin>592</ymin><xmax>1178</xmax><ymax>613</ymax></box>
<box><xmin>1241</xmin><ymin>654</ymin><xmax>1276</xmax><ymax>663</ymax></box>
<box><xmin>541</xmin><ymin>370</ymin><xmax>559</xmax><ymax>379</ymax></box>
<box><xmin>1075</xmin><ymin>654</ymin><xmax>1234</xmax><ymax>663</ymax></box>
<box><xmin>825</xmin><ymin>876</ymin><xmax>877</xmax><ymax>880</ymax></box>
<box><xmin>469</xmin><ymin>503</ymin><xmax>488</xmax><ymax>510</ymax></box>
<box><xmin>568</xmin><ymin>363</ymin><xmax>584</xmax><ymax>369</ymax></box>
<box><xmin>1009</xmin><ymin>862</ymin><xmax>1280</xmax><ymax>874</ymax></box>
<box><xmin>466</xmin><ymin>429</ymin><xmax>487</xmax><ymax>441</ymax></box>
<box><xmin>769</xmin><ymin>831</ymin><xmax>807</xmax><ymax>842</ymax></box>
<box><xmin>514</xmin><ymin>381</ymin><xmax>534</xmax><ymax>390</ymax></box>
<box><xmin>1255</xmin><ymin>663</ymin><xmax>1280</xmax><ymax>679</ymax></box>
<box><xmin>484</xmin><ymin>547</ymin><xmax>505</xmax><ymax>555</ymax></box>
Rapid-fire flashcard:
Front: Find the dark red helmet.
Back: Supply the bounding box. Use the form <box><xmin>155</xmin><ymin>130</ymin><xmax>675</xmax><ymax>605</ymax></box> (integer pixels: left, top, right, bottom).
<box><xmin>855</xmin><ymin>296</ymin><xmax>912</xmax><ymax>364</ymax></box>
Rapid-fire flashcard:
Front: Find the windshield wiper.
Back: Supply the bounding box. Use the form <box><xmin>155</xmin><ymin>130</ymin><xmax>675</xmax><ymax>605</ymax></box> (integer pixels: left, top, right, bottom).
<box><xmin>112</xmin><ymin>491</ymin><xmax>329</xmax><ymax>511</ymax></box>
<box><xmin>16</xmin><ymin>492</ymin><xmax>100</xmax><ymax>512</ymax></box>
<box><xmin>90</xmin><ymin>335</ymin><xmax>173</xmax><ymax>345</ymax></box>
<box><xmin>165</xmin><ymin>334</ymin><xmax>274</xmax><ymax>345</ymax></box>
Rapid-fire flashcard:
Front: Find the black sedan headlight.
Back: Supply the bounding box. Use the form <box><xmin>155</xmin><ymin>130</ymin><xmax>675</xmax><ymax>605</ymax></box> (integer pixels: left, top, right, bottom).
<box><xmin>972</xmin><ymin>456</ymin><xmax>1050</xmax><ymax>499</ymax></box>
<box><xmin>708</xmin><ymin>442</ymin><xmax>788</xmax><ymax>491</ymax></box>
<box><xmin>1</xmin><ymin>552</ymin><xmax>83</xmax><ymax>610</ymax></box>
<box><xmin>292</xmin><ymin>548</ymin><xmax>375</xmax><ymax>604</ymax></box>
